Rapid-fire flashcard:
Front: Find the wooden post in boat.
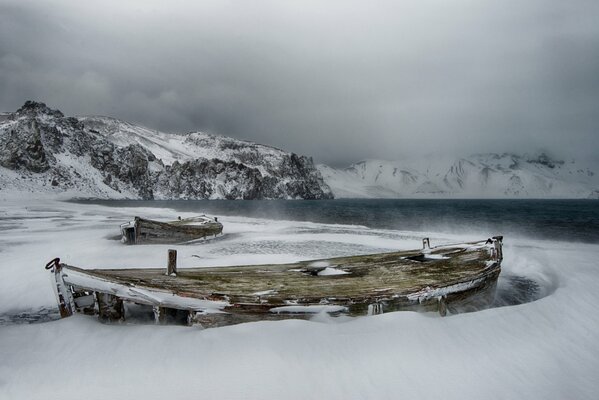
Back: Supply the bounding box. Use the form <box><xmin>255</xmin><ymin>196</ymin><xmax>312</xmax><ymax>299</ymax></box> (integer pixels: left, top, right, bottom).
<box><xmin>422</xmin><ymin>238</ymin><xmax>430</xmax><ymax>250</ymax></box>
<box><xmin>167</xmin><ymin>249</ymin><xmax>177</xmax><ymax>276</ymax></box>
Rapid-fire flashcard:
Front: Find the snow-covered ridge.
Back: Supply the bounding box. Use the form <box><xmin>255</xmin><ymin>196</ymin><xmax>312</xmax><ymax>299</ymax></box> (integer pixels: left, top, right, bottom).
<box><xmin>0</xmin><ymin>101</ymin><xmax>333</xmax><ymax>200</ymax></box>
<box><xmin>2</xmin><ymin>101</ymin><xmax>596</xmax><ymax>200</ymax></box>
<box><xmin>318</xmin><ymin>154</ymin><xmax>599</xmax><ymax>198</ymax></box>
<box><xmin>79</xmin><ymin>115</ymin><xmax>291</xmax><ymax>172</ymax></box>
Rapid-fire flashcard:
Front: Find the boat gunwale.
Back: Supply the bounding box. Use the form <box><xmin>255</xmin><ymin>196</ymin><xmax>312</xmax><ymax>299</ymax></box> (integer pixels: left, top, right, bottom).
<box><xmin>58</xmin><ymin>239</ymin><xmax>501</xmax><ymax>311</ymax></box>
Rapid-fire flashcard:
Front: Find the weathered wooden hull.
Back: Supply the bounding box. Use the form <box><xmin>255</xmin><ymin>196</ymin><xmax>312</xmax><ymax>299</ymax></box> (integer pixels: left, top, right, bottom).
<box><xmin>184</xmin><ymin>274</ymin><xmax>501</xmax><ymax>328</ymax></box>
<box><xmin>121</xmin><ymin>216</ymin><xmax>223</xmax><ymax>244</ymax></box>
<box><xmin>47</xmin><ymin>237</ymin><xmax>503</xmax><ymax>327</ymax></box>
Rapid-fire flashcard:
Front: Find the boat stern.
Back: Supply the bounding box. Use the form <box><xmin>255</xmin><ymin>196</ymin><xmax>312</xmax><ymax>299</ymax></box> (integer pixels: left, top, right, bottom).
<box><xmin>120</xmin><ymin>219</ymin><xmax>138</xmax><ymax>244</ymax></box>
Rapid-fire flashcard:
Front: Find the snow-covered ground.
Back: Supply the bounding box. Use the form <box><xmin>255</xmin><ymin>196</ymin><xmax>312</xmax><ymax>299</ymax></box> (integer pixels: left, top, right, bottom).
<box><xmin>0</xmin><ymin>200</ymin><xmax>598</xmax><ymax>399</ymax></box>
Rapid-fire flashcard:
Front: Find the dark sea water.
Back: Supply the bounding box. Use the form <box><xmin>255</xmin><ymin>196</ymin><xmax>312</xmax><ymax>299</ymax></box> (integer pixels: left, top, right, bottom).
<box><xmin>80</xmin><ymin>199</ymin><xmax>599</xmax><ymax>244</ymax></box>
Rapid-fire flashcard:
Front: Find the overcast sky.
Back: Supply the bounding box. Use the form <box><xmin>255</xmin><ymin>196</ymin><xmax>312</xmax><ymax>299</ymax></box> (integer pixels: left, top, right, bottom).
<box><xmin>1</xmin><ymin>0</ymin><xmax>598</xmax><ymax>166</ymax></box>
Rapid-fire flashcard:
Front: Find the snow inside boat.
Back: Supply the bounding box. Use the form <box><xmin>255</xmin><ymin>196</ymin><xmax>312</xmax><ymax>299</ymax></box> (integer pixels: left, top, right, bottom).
<box><xmin>46</xmin><ymin>237</ymin><xmax>503</xmax><ymax>327</ymax></box>
<box><xmin>120</xmin><ymin>215</ymin><xmax>223</xmax><ymax>244</ymax></box>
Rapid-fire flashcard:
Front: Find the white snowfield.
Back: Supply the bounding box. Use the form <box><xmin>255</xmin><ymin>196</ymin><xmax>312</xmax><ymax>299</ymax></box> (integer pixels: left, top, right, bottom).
<box><xmin>0</xmin><ymin>200</ymin><xmax>598</xmax><ymax>400</ymax></box>
<box><xmin>318</xmin><ymin>153</ymin><xmax>599</xmax><ymax>198</ymax></box>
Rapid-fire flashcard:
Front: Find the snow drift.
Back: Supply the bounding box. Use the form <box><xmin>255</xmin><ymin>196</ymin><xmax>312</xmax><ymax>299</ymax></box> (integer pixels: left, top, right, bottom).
<box><xmin>0</xmin><ymin>200</ymin><xmax>597</xmax><ymax>400</ymax></box>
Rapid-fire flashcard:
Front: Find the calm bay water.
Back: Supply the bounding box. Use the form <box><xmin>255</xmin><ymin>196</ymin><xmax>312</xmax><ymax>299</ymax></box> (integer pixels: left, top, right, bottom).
<box><xmin>80</xmin><ymin>199</ymin><xmax>599</xmax><ymax>244</ymax></box>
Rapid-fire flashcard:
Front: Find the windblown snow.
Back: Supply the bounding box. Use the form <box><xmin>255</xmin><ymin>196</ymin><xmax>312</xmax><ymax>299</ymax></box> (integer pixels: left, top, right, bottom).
<box><xmin>0</xmin><ymin>200</ymin><xmax>598</xmax><ymax>399</ymax></box>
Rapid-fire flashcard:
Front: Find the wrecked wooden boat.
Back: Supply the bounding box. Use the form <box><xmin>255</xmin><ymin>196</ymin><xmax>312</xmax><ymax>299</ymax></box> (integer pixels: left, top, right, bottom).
<box><xmin>45</xmin><ymin>236</ymin><xmax>503</xmax><ymax>327</ymax></box>
<box><xmin>120</xmin><ymin>215</ymin><xmax>223</xmax><ymax>244</ymax></box>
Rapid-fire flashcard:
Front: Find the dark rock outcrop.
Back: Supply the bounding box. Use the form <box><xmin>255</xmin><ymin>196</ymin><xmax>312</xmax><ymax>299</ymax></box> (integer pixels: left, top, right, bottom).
<box><xmin>0</xmin><ymin>101</ymin><xmax>333</xmax><ymax>200</ymax></box>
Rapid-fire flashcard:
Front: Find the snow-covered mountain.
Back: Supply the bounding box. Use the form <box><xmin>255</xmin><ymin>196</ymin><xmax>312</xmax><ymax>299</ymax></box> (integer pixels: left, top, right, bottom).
<box><xmin>2</xmin><ymin>101</ymin><xmax>596</xmax><ymax>200</ymax></box>
<box><xmin>318</xmin><ymin>154</ymin><xmax>599</xmax><ymax>199</ymax></box>
<box><xmin>0</xmin><ymin>101</ymin><xmax>333</xmax><ymax>200</ymax></box>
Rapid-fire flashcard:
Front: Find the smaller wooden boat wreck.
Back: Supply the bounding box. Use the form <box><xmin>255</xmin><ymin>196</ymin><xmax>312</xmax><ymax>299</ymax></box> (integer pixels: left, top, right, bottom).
<box><xmin>45</xmin><ymin>237</ymin><xmax>503</xmax><ymax>327</ymax></box>
<box><xmin>120</xmin><ymin>215</ymin><xmax>223</xmax><ymax>244</ymax></box>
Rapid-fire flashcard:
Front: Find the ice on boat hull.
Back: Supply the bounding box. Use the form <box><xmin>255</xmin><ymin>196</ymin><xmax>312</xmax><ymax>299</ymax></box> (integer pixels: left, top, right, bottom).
<box><xmin>46</xmin><ymin>237</ymin><xmax>503</xmax><ymax>327</ymax></box>
<box><xmin>120</xmin><ymin>215</ymin><xmax>223</xmax><ymax>245</ymax></box>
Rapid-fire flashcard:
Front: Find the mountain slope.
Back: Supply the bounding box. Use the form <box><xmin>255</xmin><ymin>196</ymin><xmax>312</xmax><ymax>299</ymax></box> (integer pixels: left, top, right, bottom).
<box><xmin>3</xmin><ymin>101</ymin><xmax>595</xmax><ymax>200</ymax></box>
<box><xmin>318</xmin><ymin>154</ymin><xmax>599</xmax><ymax>199</ymax></box>
<box><xmin>0</xmin><ymin>101</ymin><xmax>333</xmax><ymax>200</ymax></box>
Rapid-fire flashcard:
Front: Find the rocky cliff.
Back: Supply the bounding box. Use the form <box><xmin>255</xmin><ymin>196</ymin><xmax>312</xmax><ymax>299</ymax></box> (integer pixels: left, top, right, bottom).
<box><xmin>0</xmin><ymin>101</ymin><xmax>333</xmax><ymax>199</ymax></box>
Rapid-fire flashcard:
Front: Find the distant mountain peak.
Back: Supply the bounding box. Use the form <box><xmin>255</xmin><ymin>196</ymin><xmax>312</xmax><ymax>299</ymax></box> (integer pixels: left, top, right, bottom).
<box><xmin>318</xmin><ymin>153</ymin><xmax>598</xmax><ymax>199</ymax></box>
<box><xmin>524</xmin><ymin>152</ymin><xmax>564</xmax><ymax>169</ymax></box>
<box><xmin>16</xmin><ymin>100</ymin><xmax>64</xmax><ymax>119</ymax></box>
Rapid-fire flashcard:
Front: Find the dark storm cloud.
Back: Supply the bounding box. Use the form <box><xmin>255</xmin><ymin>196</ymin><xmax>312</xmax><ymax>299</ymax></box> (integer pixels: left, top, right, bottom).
<box><xmin>1</xmin><ymin>0</ymin><xmax>598</xmax><ymax>165</ymax></box>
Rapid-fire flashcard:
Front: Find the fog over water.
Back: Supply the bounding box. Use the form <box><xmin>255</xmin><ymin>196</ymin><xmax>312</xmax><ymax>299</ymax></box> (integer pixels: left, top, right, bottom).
<box><xmin>1</xmin><ymin>0</ymin><xmax>599</xmax><ymax>165</ymax></box>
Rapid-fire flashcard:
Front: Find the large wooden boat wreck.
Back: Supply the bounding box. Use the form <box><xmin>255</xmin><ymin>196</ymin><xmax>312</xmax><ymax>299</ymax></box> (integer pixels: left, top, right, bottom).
<box><xmin>45</xmin><ymin>237</ymin><xmax>503</xmax><ymax>327</ymax></box>
<box><xmin>120</xmin><ymin>215</ymin><xmax>223</xmax><ymax>244</ymax></box>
